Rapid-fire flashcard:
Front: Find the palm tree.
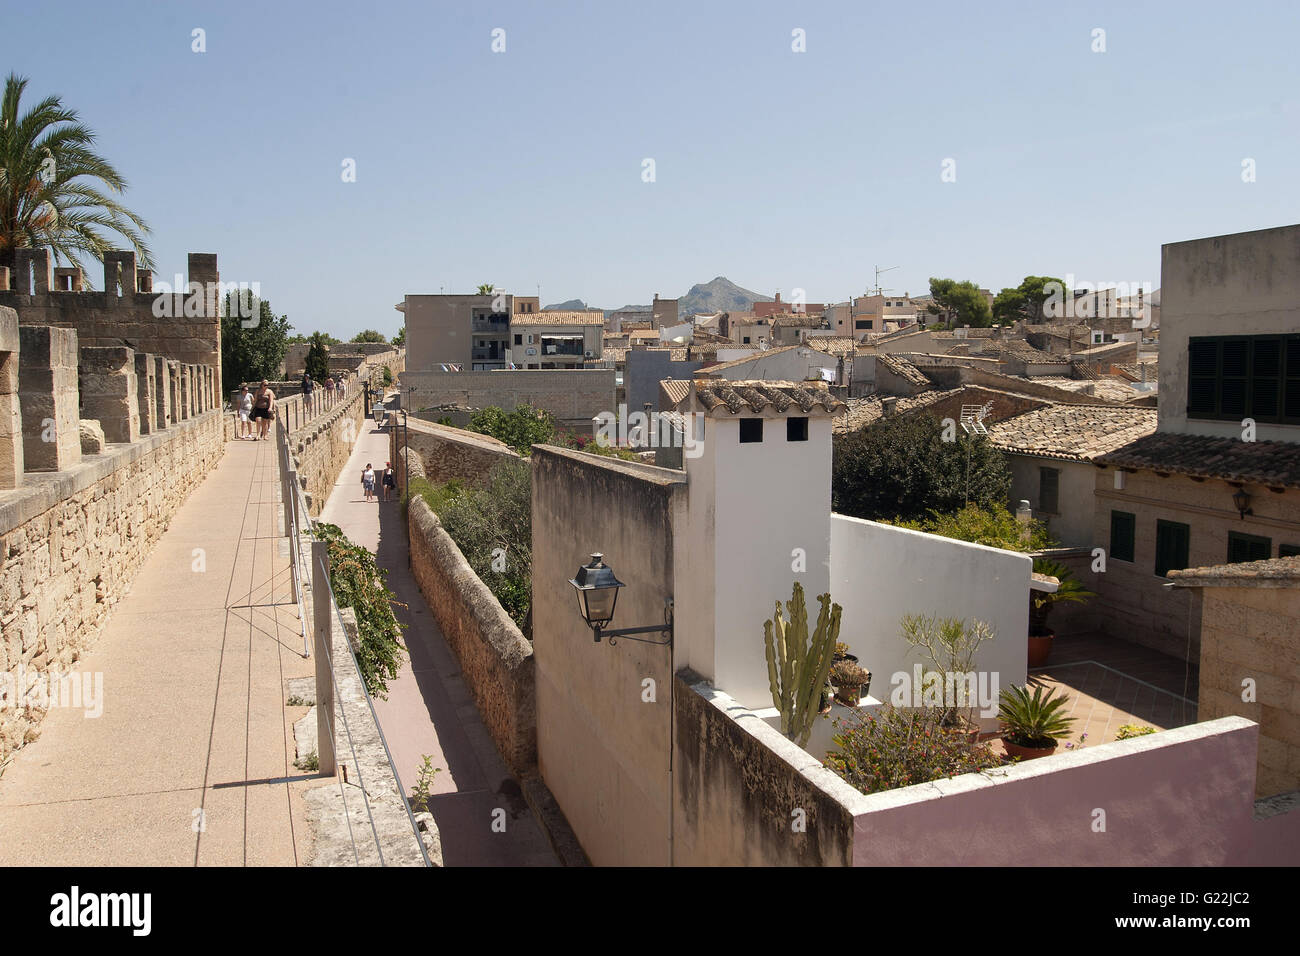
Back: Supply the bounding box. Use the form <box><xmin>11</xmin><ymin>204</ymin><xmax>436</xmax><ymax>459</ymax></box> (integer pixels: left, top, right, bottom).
<box><xmin>1029</xmin><ymin>558</ymin><xmax>1095</xmax><ymax>635</ymax></box>
<box><xmin>0</xmin><ymin>73</ymin><xmax>153</xmax><ymax>283</ymax></box>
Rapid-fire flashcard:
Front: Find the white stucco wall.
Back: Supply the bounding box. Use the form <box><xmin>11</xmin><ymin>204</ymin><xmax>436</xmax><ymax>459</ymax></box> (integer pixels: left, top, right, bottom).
<box><xmin>828</xmin><ymin>515</ymin><xmax>1031</xmax><ymax>730</ymax></box>
<box><xmin>682</xmin><ymin>413</ymin><xmax>834</xmax><ymax>711</ymax></box>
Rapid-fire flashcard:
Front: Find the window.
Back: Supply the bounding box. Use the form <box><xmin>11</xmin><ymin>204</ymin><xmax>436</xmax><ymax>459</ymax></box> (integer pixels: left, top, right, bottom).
<box><xmin>742</xmin><ymin>336</ymin><xmax>751</xmax><ymax>344</ymax></box>
<box><xmin>1227</xmin><ymin>532</ymin><xmax>1271</xmax><ymax>564</ymax></box>
<box><xmin>1154</xmin><ymin>520</ymin><xmax>1190</xmax><ymax>577</ymax></box>
<box><xmin>1280</xmin><ymin>543</ymin><xmax>1300</xmax><ymax>557</ymax></box>
<box><xmin>739</xmin><ymin>418</ymin><xmax>763</xmax><ymax>443</ymax></box>
<box><xmin>1110</xmin><ymin>511</ymin><xmax>1136</xmax><ymax>562</ymax></box>
<box><xmin>787</xmin><ymin>417</ymin><xmax>808</xmax><ymax>441</ymax></box>
<box><xmin>1038</xmin><ymin>467</ymin><xmax>1060</xmax><ymax>514</ymax></box>
<box><xmin>514</xmin><ymin>334</ymin><xmax>523</xmax><ymax>345</ymax></box>
<box><xmin>1187</xmin><ymin>334</ymin><xmax>1300</xmax><ymax>423</ymax></box>
<box><xmin>855</xmin><ymin>320</ymin><xmax>873</xmax><ymax>330</ymax></box>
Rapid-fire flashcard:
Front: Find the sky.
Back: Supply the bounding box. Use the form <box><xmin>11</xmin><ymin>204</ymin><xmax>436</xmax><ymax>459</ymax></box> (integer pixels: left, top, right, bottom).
<box><xmin>5</xmin><ymin>0</ymin><xmax>1298</xmax><ymax>339</ymax></box>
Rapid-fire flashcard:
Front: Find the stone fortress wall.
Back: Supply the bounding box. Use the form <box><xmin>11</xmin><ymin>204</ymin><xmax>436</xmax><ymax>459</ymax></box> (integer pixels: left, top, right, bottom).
<box><xmin>0</xmin><ymin>252</ymin><xmax>225</xmax><ymax>765</ymax></box>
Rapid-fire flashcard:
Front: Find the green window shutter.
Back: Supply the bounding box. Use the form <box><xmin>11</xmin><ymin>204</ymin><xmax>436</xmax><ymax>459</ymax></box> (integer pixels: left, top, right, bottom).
<box><xmin>1155</xmin><ymin>520</ymin><xmax>1190</xmax><ymax>577</ymax></box>
<box><xmin>1285</xmin><ymin>337</ymin><xmax>1300</xmax><ymax>422</ymax></box>
<box><xmin>1110</xmin><ymin>511</ymin><xmax>1136</xmax><ymax>562</ymax></box>
<box><xmin>1039</xmin><ymin>467</ymin><xmax>1060</xmax><ymax>514</ymax></box>
<box><xmin>1250</xmin><ymin>337</ymin><xmax>1282</xmax><ymax>420</ymax></box>
<box><xmin>1280</xmin><ymin>543</ymin><xmax>1300</xmax><ymax>558</ymax></box>
<box><xmin>1228</xmin><ymin>532</ymin><xmax>1272</xmax><ymax>564</ymax></box>
<box><xmin>1187</xmin><ymin>338</ymin><xmax>1219</xmax><ymax>417</ymax></box>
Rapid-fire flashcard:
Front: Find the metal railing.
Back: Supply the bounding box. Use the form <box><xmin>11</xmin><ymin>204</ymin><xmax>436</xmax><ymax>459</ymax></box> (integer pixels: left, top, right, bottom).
<box><xmin>273</xmin><ymin>406</ymin><xmax>430</xmax><ymax>867</ymax></box>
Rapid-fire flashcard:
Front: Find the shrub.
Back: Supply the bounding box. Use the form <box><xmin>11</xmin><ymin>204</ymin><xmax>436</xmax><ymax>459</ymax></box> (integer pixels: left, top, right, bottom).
<box><xmin>468</xmin><ymin>404</ymin><xmax>556</xmax><ymax>454</ymax></box>
<box><xmin>997</xmin><ymin>683</ymin><xmax>1076</xmax><ymax>748</ymax></box>
<box><xmin>1116</xmin><ymin>724</ymin><xmax>1157</xmax><ymax>740</ymax></box>
<box><xmin>310</xmin><ymin>522</ymin><xmax>405</xmax><ymax>699</ymax></box>
<box><xmin>826</xmin><ymin>706</ymin><xmax>1002</xmax><ymax>795</ymax></box>
<box><xmin>832</xmin><ymin>414</ymin><xmax>1011</xmax><ymax>522</ymax></box>
<box><xmin>435</xmin><ymin>460</ymin><xmax>533</xmax><ymax>635</ymax></box>
<box><xmin>893</xmin><ymin>502</ymin><xmax>1054</xmax><ymax>552</ymax></box>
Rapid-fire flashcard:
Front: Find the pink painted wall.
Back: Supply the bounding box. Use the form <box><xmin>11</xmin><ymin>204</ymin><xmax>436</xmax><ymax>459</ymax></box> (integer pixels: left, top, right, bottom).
<box><xmin>852</xmin><ymin>718</ymin><xmax>1262</xmax><ymax>866</ymax></box>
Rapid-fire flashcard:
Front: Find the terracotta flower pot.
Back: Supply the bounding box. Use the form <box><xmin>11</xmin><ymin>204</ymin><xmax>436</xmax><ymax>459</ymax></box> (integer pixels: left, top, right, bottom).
<box><xmin>834</xmin><ymin>684</ymin><xmax>862</xmax><ymax>706</ymax></box>
<box><xmin>1027</xmin><ymin>628</ymin><xmax>1054</xmax><ymax>667</ymax></box>
<box><xmin>1002</xmin><ymin>737</ymin><xmax>1058</xmax><ymax>761</ymax></box>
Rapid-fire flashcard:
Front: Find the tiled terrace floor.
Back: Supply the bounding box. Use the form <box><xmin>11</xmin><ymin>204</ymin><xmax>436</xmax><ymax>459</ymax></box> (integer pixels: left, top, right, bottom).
<box><xmin>1027</xmin><ymin>632</ymin><xmax>1199</xmax><ymax>747</ymax></box>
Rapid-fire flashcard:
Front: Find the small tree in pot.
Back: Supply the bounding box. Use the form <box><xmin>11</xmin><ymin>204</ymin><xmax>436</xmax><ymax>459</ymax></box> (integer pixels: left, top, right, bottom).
<box><xmin>830</xmin><ymin>659</ymin><xmax>871</xmax><ymax>706</ymax></box>
<box><xmin>1028</xmin><ymin>559</ymin><xmax>1095</xmax><ymax>666</ymax></box>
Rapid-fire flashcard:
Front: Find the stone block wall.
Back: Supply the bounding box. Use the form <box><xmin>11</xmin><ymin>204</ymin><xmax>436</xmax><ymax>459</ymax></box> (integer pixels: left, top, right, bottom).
<box><xmin>0</xmin><ymin>251</ymin><xmax>222</xmax><ymax>380</ymax></box>
<box><xmin>407</xmin><ymin>495</ymin><xmax>536</xmax><ymax>775</ymax></box>
<box><xmin>389</xmin><ymin>418</ymin><xmax>519</xmax><ymax>489</ymax></box>
<box><xmin>1191</xmin><ymin>582</ymin><xmax>1300</xmax><ymax>797</ymax></box>
<box><xmin>290</xmin><ymin>389</ymin><xmax>366</xmax><ymax>516</ymax></box>
<box><xmin>0</xmin><ymin>410</ymin><xmax>224</xmax><ymax>762</ymax></box>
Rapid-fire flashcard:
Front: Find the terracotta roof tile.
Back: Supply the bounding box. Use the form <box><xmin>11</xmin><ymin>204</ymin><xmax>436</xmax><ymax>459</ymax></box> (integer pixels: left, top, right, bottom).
<box><xmin>988</xmin><ymin>405</ymin><xmax>1157</xmax><ymax>461</ymax></box>
<box><xmin>1096</xmin><ymin>432</ymin><xmax>1300</xmax><ymax>488</ymax></box>
<box><xmin>511</xmin><ymin>311</ymin><xmax>605</xmax><ymax>327</ymax></box>
<box><xmin>678</xmin><ymin>379</ymin><xmax>844</xmax><ymax>417</ymax></box>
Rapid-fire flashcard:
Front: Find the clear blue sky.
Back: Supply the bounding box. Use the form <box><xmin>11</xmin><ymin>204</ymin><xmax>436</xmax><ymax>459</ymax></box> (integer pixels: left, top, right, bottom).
<box><xmin>6</xmin><ymin>0</ymin><xmax>1298</xmax><ymax>338</ymax></box>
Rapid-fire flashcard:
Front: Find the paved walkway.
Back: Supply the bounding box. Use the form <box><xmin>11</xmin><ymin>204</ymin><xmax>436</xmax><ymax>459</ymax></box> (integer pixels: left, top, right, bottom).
<box><xmin>317</xmin><ymin>400</ymin><xmax>558</xmax><ymax>867</ymax></box>
<box><xmin>0</xmin><ymin>434</ymin><xmax>319</xmax><ymax>865</ymax></box>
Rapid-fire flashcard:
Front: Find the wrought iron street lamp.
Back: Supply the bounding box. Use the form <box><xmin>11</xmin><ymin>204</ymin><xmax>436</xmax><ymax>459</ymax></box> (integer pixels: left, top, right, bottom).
<box><xmin>1232</xmin><ymin>487</ymin><xmax>1253</xmax><ymax>520</ymax></box>
<box><xmin>570</xmin><ymin>553</ymin><xmax>673</xmax><ymax>645</ymax></box>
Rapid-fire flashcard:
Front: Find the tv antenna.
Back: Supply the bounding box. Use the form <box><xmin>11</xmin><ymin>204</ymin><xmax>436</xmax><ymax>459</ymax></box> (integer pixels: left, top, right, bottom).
<box><xmin>870</xmin><ymin>265</ymin><xmax>898</xmax><ymax>297</ymax></box>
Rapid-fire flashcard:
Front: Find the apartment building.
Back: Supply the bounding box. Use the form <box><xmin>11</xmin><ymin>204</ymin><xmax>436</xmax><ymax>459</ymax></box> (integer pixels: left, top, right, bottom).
<box><xmin>507</xmin><ymin>310</ymin><xmax>606</xmax><ymax>369</ymax></box>
<box><xmin>398</xmin><ymin>292</ymin><xmax>516</xmax><ymax>371</ymax></box>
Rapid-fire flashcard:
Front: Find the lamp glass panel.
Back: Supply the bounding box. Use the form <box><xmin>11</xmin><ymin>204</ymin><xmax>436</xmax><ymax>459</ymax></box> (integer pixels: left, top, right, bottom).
<box><xmin>585</xmin><ymin>586</ymin><xmax>618</xmax><ymax>625</ymax></box>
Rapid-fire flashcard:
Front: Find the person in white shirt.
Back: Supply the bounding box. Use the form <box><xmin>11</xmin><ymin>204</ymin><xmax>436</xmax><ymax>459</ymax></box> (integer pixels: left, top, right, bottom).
<box><xmin>238</xmin><ymin>386</ymin><xmax>254</xmax><ymax>440</ymax></box>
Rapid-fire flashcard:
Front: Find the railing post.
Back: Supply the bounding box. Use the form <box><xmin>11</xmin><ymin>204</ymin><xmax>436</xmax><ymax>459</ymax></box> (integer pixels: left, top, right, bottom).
<box><xmin>312</xmin><ymin>540</ymin><xmax>337</xmax><ymax>777</ymax></box>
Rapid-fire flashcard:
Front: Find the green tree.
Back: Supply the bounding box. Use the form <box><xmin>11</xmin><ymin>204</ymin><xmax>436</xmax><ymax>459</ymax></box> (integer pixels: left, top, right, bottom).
<box><xmin>927</xmin><ymin>278</ymin><xmax>992</xmax><ymax>329</ymax></box>
<box><xmin>993</xmin><ymin>276</ymin><xmax>1067</xmax><ymax>326</ymax></box>
<box><xmin>475</xmin><ymin>283</ymin><xmax>495</xmax><ymax>295</ymax></box>
<box><xmin>304</xmin><ymin>331</ymin><xmax>331</xmax><ymax>381</ymax></box>
<box><xmin>220</xmin><ymin>290</ymin><xmax>291</xmax><ymax>394</ymax></box>
<box><xmin>468</xmin><ymin>403</ymin><xmax>556</xmax><ymax>453</ymax></box>
<box><xmin>894</xmin><ymin>502</ymin><xmax>1054</xmax><ymax>552</ymax></box>
<box><xmin>351</xmin><ymin>329</ymin><xmax>386</xmax><ymax>343</ymax></box>
<box><xmin>0</xmin><ymin>73</ymin><xmax>153</xmax><ymax>280</ymax></box>
<box><xmin>391</xmin><ymin>326</ymin><xmax>406</xmax><ymax>347</ymax></box>
<box><xmin>832</xmin><ymin>413</ymin><xmax>1011</xmax><ymax>521</ymax></box>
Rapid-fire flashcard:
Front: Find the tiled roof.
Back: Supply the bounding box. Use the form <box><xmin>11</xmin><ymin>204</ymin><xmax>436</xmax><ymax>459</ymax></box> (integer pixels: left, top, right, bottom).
<box><xmin>834</xmin><ymin>389</ymin><xmax>961</xmax><ymax>434</ymax></box>
<box><xmin>680</xmin><ymin>379</ymin><xmax>844</xmax><ymax>417</ymax></box>
<box><xmin>660</xmin><ymin>379</ymin><xmax>692</xmax><ymax>406</ymax></box>
<box><xmin>602</xmin><ymin>347</ymin><xmax>629</xmax><ymax>363</ymax></box>
<box><xmin>1096</xmin><ymin>433</ymin><xmax>1300</xmax><ymax>488</ymax></box>
<box><xmin>770</xmin><ymin>313</ymin><xmax>828</xmax><ymax>328</ymax></box>
<box><xmin>987</xmin><ymin>404</ymin><xmax>1157</xmax><ymax>462</ymax></box>
<box><xmin>805</xmin><ymin>336</ymin><xmax>858</xmax><ymax>356</ymax></box>
<box><xmin>876</xmin><ymin>353</ymin><xmax>932</xmax><ymax>388</ymax></box>
<box><xmin>511</xmin><ymin>311</ymin><xmax>605</xmax><ymax>327</ymax></box>
<box><xmin>698</xmin><ymin>344</ymin><xmax>803</xmax><ymax>373</ymax></box>
<box><xmin>1030</xmin><ymin>375</ymin><xmax>1145</xmax><ymax>403</ymax></box>
<box><xmin>1169</xmin><ymin>554</ymin><xmax>1300</xmax><ymax>586</ymax></box>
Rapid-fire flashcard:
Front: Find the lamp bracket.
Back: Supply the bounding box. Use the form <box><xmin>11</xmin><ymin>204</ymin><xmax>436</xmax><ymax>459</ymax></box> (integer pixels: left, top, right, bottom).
<box><xmin>598</xmin><ymin>598</ymin><xmax>674</xmax><ymax>647</ymax></box>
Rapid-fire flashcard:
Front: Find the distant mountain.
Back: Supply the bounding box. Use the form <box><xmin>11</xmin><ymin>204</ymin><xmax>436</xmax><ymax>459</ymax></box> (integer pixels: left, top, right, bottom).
<box><xmin>677</xmin><ymin>277</ymin><xmax>772</xmax><ymax>317</ymax></box>
<box><xmin>542</xmin><ymin>298</ymin><xmax>589</xmax><ymax>311</ymax></box>
<box><xmin>543</xmin><ymin>277</ymin><xmax>772</xmax><ymax>321</ymax></box>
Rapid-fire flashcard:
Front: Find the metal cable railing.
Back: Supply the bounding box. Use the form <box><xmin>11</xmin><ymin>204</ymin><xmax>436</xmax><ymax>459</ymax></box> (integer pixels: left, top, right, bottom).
<box><xmin>274</xmin><ymin>401</ymin><xmax>430</xmax><ymax>867</ymax></box>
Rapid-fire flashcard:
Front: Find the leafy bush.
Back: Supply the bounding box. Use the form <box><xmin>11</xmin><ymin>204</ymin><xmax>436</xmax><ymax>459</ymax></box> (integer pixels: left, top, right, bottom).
<box><xmin>1116</xmin><ymin>724</ymin><xmax>1157</xmax><ymax>740</ymax></box>
<box><xmin>893</xmin><ymin>502</ymin><xmax>1053</xmax><ymax>552</ymax></box>
<box><xmin>311</xmin><ymin>522</ymin><xmax>405</xmax><ymax>699</ymax></box>
<box><xmin>425</xmin><ymin>460</ymin><xmax>533</xmax><ymax>635</ymax></box>
<box><xmin>825</xmin><ymin>706</ymin><xmax>1002</xmax><ymax>795</ymax></box>
<box><xmin>468</xmin><ymin>404</ymin><xmax>556</xmax><ymax>454</ymax></box>
<box><xmin>381</xmin><ymin>366</ymin><xmax>393</xmax><ymax>385</ymax></box>
<box><xmin>832</xmin><ymin>414</ymin><xmax>1011</xmax><ymax>522</ymax></box>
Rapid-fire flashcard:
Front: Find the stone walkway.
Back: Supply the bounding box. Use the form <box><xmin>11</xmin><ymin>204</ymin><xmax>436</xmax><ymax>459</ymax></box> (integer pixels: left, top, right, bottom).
<box><xmin>0</xmin><ymin>435</ymin><xmax>319</xmax><ymax>865</ymax></box>
<box><xmin>317</xmin><ymin>400</ymin><xmax>558</xmax><ymax>867</ymax></box>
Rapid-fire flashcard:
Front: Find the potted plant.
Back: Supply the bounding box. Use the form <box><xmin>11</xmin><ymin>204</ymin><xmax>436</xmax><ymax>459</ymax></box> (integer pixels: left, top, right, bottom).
<box><xmin>997</xmin><ymin>683</ymin><xmax>1076</xmax><ymax>760</ymax></box>
<box><xmin>833</xmin><ymin>641</ymin><xmax>858</xmax><ymax>665</ymax></box>
<box><xmin>830</xmin><ymin>659</ymin><xmax>872</xmax><ymax>706</ymax></box>
<box><xmin>1028</xmin><ymin>558</ymin><xmax>1095</xmax><ymax>667</ymax></box>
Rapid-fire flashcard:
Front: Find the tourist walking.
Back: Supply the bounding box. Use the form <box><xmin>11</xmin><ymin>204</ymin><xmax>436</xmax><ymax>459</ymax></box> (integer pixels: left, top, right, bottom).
<box><xmin>361</xmin><ymin>462</ymin><xmax>376</xmax><ymax>502</ymax></box>
<box><xmin>301</xmin><ymin>372</ymin><xmax>315</xmax><ymax>414</ymax></box>
<box><xmin>381</xmin><ymin>462</ymin><xmax>396</xmax><ymax>502</ymax></box>
<box><xmin>252</xmin><ymin>380</ymin><xmax>276</xmax><ymax>440</ymax></box>
<box><xmin>325</xmin><ymin>376</ymin><xmax>335</xmax><ymax>406</ymax></box>
<box><xmin>238</xmin><ymin>385</ymin><xmax>254</xmax><ymax>439</ymax></box>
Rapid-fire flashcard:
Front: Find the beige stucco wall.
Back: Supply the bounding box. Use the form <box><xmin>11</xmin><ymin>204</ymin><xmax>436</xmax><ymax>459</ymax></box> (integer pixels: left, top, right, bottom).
<box><xmin>391</xmin><ymin>418</ymin><xmax>518</xmax><ymax>488</ymax></box>
<box><xmin>1195</xmin><ymin>584</ymin><xmax>1300</xmax><ymax>797</ymax></box>
<box><xmin>1081</xmin><ymin>467</ymin><xmax>1300</xmax><ymax>657</ymax></box>
<box><xmin>402</xmin><ymin>368</ymin><xmax>616</xmax><ymax>430</ymax></box>
<box><xmin>1158</xmin><ymin>224</ymin><xmax>1300</xmax><ymax>442</ymax></box>
<box><xmin>531</xmin><ymin>446</ymin><xmax>685</xmax><ymax>866</ymax></box>
<box><xmin>1006</xmin><ymin>455</ymin><xmax>1097</xmax><ymax>549</ymax></box>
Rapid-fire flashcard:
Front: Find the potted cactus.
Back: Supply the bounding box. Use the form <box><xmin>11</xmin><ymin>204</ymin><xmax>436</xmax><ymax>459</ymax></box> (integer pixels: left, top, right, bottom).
<box><xmin>830</xmin><ymin>659</ymin><xmax>871</xmax><ymax>706</ymax></box>
<box><xmin>763</xmin><ymin>582</ymin><xmax>842</xmax><ymax>749</ymax></box>
<box><xmin>997</xmin><ymin>683</ymin><xmax>1076</xmax><ymax>760</ymax></box>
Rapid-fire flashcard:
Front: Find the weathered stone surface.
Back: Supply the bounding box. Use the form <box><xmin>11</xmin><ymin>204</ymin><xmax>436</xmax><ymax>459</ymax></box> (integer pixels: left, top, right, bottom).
<box><xmin>79</xmin><ymin>419</ymin><xmax>105</xmax><ymax>454</ymax></box>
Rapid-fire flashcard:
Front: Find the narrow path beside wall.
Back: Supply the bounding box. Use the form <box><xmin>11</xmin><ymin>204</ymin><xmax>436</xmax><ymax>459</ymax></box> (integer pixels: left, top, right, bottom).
<box><xmin>316</xmin><ymin>399</ymin><xmax>558</xmax><ymax>867</ymax></box>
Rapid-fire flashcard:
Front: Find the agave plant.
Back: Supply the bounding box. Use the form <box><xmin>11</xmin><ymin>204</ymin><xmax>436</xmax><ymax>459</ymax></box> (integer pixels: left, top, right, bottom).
<box><xmin>997</xmin><ymin>683</ymin><xmax>1076</xmax><ymax>748</ymax></box>
<box><xmin>0</xmin><ymin>73</ymin><xmax>153</xmax><ymax>280</ymax></box>
<box><xmin>1029</xmin><ymin>558</ymin><xmax>1095</xmax><ymax>635</ymax></box>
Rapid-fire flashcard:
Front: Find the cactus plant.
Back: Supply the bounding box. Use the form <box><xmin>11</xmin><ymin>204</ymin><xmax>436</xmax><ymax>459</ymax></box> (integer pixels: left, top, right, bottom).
<box><xmin>763</xmin><ymin>582</ymin><xmax>842</xmax><ymax>749</ymax></box>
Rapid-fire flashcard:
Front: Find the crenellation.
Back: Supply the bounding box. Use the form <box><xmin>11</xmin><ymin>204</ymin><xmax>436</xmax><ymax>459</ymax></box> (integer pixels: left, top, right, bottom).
<box><xmin>17</xmin><ymin>324</ymin><xmax>80</xmax><ymax>472</ymax></box>
<box><xmin>154</xmin><ymin>355</ymin><xmax>170</xmax><ymax>427</ymax></box>
<box><xmin>78</xmin><ymin>346</ymin><xmax>139</xmax><ymax>444</ymax></box>
<box><xmin>134</xmin><ymin>353</ymin><xmax>156</xmax><ymax>434</ymax></box>
<box><xmin>0</xmin><ymin>307</ymin><xmax>21</xmax><ymax>489</ymax></box>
